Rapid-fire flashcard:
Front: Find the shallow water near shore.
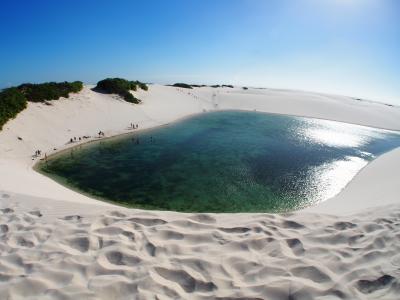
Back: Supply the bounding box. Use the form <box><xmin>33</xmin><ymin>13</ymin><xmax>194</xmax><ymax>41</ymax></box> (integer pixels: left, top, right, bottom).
<box><xmin>39</xmin><ymin>111</ymin><xmax>400</xmax><ymax>212</ymax></box>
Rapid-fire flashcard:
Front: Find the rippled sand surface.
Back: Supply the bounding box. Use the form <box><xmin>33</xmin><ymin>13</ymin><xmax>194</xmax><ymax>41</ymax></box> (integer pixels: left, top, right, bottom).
<box><xmin>1</xmin><ymin>193</ymin><xmax>399</xmax><ymax>299</ymax></box>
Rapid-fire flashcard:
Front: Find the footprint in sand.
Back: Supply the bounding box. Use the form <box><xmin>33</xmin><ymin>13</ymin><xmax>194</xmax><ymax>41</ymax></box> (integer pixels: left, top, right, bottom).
<box><xmin>128</xmin><ymin>217</ymin><xmax>167</xmax><ymax>226</ymax></box>
<box><xmin>356</xmin><ymin>275</ymin><xmax>395</xmax><ymax>294</ymax></box>
<box><xmin>28</xmin><ymin>210</ymin><xmax>42</xmax><ymax>217</ymax></box>
<box><xmin>105</xmin><ymin>251</ymin><xmax>142</xmax><ymax>266</ymax></box>
<box><xmin>154</xmin><ymin>267</ymin><xmax>216</xmax><ymax>293</ymax></box>
<box><xmin>286</xmin><ymin>238</ymin><xmax>305</xmax><ymax>256</ymax></box>
<box><xmin>0</xmin><ymin>224</ymin><xmax>9</xmax><ymax>233</ymax></box>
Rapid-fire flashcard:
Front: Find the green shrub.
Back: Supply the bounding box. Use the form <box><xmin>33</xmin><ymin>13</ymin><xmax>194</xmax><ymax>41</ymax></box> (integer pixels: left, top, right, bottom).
<box><xmin>172</xmin><ymin>83</ymin><xmax>193</xmax><ymax>89</ymax></box>
<box><xmin>138</xmin><ymin>82</ymin><xmax>148</xmax><ymax>91</ymax></box>
<box><xmin>0</xmin><ymin>88</ymin><xmax>27</xmax><ymax>130</ymax></box>
<box><xmin>121</xmin><ymin>90</ymin><xmax>140</xmax><ymax>104</ymax></box>
<box><xmin>94</xmin><ymin>78</ymin><xmax>146</xmax><ymax>103</ymax></box>
<box><xmin>70</xmin><ymin>81</ymin><xmax>83</xmax><ymax>93</ymax></box>
<box><xmin>210</xmin><ymin>85</ymin><xmax>221</xmax><ymax>88</ymax></box>
<box><xmin>18</xmin><ymin>81</ymin><xmax>83</xmax><ymax>102</ymax></box>
<box><xmin>222</xmin><ymin>84</ymin><xmax>234</xmax><ymax>88</ymax></box>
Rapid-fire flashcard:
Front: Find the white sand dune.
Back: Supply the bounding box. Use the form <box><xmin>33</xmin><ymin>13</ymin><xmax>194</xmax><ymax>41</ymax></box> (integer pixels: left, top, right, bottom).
<box><xmin>0</xmin><ymin>85</ymin><xmax>400</xmax><ymax>299</ymax></box>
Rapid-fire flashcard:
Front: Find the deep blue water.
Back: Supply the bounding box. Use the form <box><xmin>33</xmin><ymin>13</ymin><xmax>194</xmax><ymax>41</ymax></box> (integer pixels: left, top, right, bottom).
<box><xmin>39</xmin><ymin>111</ymin><xmax>400</xmax><ymax>212</ymax></box>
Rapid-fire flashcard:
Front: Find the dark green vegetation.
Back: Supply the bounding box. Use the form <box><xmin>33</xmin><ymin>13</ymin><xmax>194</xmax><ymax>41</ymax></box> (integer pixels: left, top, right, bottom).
<box><xmin>171</xmin><ymin>83</ymin><xmax>208</xmax><ymax>88</ymax></box>
<box><xmin>94</xmin><ymin>78</ymin><xmax>147</xmax><ymax>103</ymax></box>
<box><xmin>39</xmin><ymin>111</ymin><xmax>400</xmax><ymax>213</ymax></box>
<box><xmin>171</xmin><ymin>83</ymin><xmax>234</xmax><ymax>89</ymax></box>
<box><xmin>18</xmin><ymin>81</ymin><xmax>83</xmax><ymax>102</ymax></box>
<box><xmin>172</xmin><ymin>83</ymin><xmax>193</xmax><ymax>89</ymax></box>
<box><xmin>0</xmin><ymin>88</ymin><xmax>27</xmax><ymax>130</ymax></box>
<box><xmin>0</xmin><ymin>81</ymin><xmax>83</xmax><ymax>130</ymax></box>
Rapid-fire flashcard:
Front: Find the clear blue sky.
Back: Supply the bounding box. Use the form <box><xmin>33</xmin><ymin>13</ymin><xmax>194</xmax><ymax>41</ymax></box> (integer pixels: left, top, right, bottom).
<box><xmin>1</xmin><ymin>0</ymin><xmax>399</xmax><ymax>104</ymax></box>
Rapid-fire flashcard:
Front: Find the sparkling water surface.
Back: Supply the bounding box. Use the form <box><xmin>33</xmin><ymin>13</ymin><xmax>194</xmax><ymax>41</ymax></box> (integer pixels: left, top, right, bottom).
<box><xmin>39</xmin><ymin>111</ymin><xmax>400</xmax><ymax>212</ymax></box>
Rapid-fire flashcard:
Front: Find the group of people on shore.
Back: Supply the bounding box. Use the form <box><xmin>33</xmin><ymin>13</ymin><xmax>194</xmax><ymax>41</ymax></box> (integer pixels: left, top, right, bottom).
<box><xmin>33</xmin><ymin>123</ymin><xmax>143</xmax><ymax>161</ymax></box>
<box><xmin>32</xmin><ymin>149</ymin><xmax>47</xmax><ymax>161</ymax></box>
<box><xmin>67</xmin><ymin>130</ymin><xmax>106</xmax><ymax>144</ymax></box>
<box><xmin>69</xmin><ymin>135</ymin><xmax>91</xmax><ymax>144</ymax></box>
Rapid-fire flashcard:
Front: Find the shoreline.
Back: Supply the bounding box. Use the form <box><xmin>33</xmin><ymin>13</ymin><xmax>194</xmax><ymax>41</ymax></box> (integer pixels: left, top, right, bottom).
<box><xmin>30</xmin><ymin>104</ymin><xmax>400</xmax><ymax>171</ymax></box>
<box><xmin>33</xmin><ymin>108</ymin><xmax>400</xmax><ymax>215</ymax></box>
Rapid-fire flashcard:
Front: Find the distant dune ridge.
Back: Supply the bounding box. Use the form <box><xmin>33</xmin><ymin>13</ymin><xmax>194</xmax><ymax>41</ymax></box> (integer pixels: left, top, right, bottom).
<box><xmin>0</xmin><ymin>83</ymin><xmax>400</xmax><ymax>299</ymax></box>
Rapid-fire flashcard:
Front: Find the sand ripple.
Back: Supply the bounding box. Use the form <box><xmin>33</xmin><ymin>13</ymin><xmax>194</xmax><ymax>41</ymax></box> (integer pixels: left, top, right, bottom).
<box><xmin>0</xmin><ymin>203</ymin><xmax>399</xmax><ymax>299</ymax></box>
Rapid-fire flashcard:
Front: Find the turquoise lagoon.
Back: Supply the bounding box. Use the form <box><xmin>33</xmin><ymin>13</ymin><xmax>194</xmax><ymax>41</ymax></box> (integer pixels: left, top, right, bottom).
<box><xmin>39</xmin><ymin>111</ymin><xmax>400</xmax><ymax>212</ymax></box>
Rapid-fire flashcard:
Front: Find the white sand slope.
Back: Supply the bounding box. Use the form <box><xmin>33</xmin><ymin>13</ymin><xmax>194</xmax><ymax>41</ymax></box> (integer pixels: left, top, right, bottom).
<box><xmin>0</xmin><ymin>84</ymin><xmax>400</xmax><ymax>299</ymax></box>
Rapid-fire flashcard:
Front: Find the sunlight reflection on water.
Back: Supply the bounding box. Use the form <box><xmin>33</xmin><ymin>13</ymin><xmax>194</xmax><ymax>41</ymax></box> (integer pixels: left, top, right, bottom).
<box><xmin>306</xmin><ymin>156</ymin><xmax>368</xmax><ymax>202</ymax></box>
<box><xmin>301</xmin><ymin>119</ymin><xmax>386</xmax><ymax>148</ymax></box>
